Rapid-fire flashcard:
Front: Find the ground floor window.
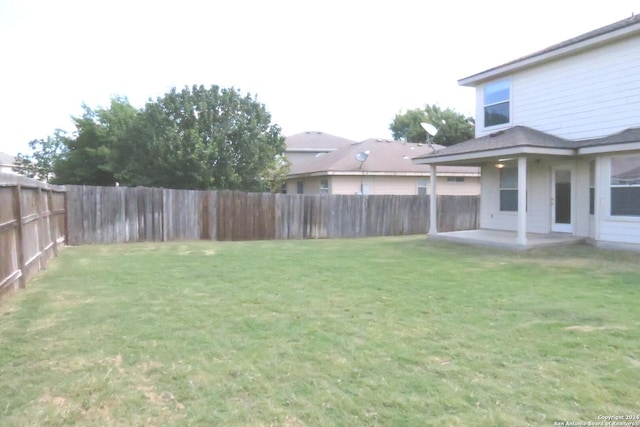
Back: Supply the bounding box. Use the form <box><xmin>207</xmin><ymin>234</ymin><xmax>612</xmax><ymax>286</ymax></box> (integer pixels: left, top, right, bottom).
<box><xmin>320</xmin><ymin>179</ymin><xmax>329</xmax><ymax>194</ymax></box>
<box><xmin>297</xmin><ymin>181</ymin><xmax>304</xmax><ymax>194</ymax></box>
<box><xmin>500</xmin><ymin>167</ymin><xmax>518</xmax><ymax>211</ymax></box>
<box><xmin>417</xmin><ymin>178</ymin><xmax>427</xmax><ymax>196</ymax></box>
<box><xmin>611</xmin><ymin>154</ymin><xmax>640</xmax><ymax>216</ymax></box>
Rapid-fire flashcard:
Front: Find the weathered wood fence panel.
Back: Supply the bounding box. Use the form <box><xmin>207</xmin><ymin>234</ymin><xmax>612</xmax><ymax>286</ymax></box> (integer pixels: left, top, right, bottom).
<box><xmin>66</xmin><ymin>186</ymin><xmax>478</xmax><ymax>245</ymax></box>
<box><xmin>0</xmin><ymin>174</ymin><xmax>66</xmax><ymax>299</ymax></box>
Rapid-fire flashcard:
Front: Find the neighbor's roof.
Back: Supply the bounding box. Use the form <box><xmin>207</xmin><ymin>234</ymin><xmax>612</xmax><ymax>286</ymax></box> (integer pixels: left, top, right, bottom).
<box><xmin>289</xmin><ymin>138</ymin><xmax>479</xmax><ymax>177</ymax></box>
<box><xmin>459</xmin><ymin>14</ymin><xmax>640</xmax><ymax>86</ymax></box>
<box><xmin>0</xmin><ymin>152</ymin><xmax>16</xmax><ymax>165</ymax></box>
<box><xmin>285</xmin><ymin>131</ymin><xmax>355</xmax><ymax>151</ymax></box>
<box><xmin>413</xmin><ymin>126</ymin><xmax>640</xmax><ymax>165</ymax></box>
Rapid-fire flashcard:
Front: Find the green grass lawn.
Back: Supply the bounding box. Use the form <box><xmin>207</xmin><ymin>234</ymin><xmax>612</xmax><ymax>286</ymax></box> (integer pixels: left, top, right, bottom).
<box><xmin>1</xmin><ymin>237</ymin><xmax>639</xmax><ymax>426</ymax></box>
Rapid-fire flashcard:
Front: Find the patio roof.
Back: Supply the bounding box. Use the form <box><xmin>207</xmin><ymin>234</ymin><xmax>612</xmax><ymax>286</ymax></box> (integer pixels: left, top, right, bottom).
<box><xmin>412</xmin><ymin>126</ymin><xmax>574</xmax><ymax>165</ymax></box>
<box><xmin>413</xmin><ymin>126</ymin><xmax>640</xmax><ymax>165</ymax></box>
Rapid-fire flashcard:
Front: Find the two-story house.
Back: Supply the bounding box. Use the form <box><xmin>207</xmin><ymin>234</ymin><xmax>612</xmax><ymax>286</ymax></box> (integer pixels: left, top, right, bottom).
<box><xmin>414</xmin><ymin>14</ymin><xmax>640</xmax><ymax>250</ymax></box>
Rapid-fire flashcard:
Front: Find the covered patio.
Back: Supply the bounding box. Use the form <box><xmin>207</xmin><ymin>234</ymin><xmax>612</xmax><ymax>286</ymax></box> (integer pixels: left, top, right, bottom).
<box><xmin>427</xmin><ymin>229</ymin><xmax>587</xmax><ymax>251</ymax></box>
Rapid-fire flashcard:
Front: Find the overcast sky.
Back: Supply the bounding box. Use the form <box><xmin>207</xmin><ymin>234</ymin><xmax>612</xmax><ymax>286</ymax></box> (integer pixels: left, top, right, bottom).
<box><xmin>0</xmin><ymin>0</ymin><xmax>637</xmax><ymax>155</ymax></box>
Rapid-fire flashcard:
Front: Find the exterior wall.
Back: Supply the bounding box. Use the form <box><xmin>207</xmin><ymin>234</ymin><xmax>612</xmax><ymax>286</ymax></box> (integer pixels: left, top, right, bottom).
<box><xmin>0</xmin><ymin>165</ymin><xmax>15</xmax><ymax>174</ymax></box>
<box><xmin>479</xmin><ymin>164</ymin><xmax>517</xmax><ymax>231</ymax></box>
<box><xmin>475</xmin><ymin>36</ymin><xmax>640</xmax><ymax>139</ymax></box>
<box><xmin>284</xmin><ymin>177</ymin><xmax>325</xmax><ymax>194</ymax></box>
<box><xmin>595</xmin><ymin>151</ymin><xmax>640</xmax><ymax>245</ymax></box>
<box><xmin>287</xmin><ymin>175</ymin><xmax>480</xmax><ymax>195</ymax></box>
<box><xmin>285</xmin><ymin>151</ymin><xmax>328</xmax><ymax>166</ymax></box>
<box><xmin>526</xmin><ymin>159</ymin><xmax>551</xmax><ymax>234</ymax></box>
<box><xmin>477</xmin><ymin>156</ymin><xmax>640</xmax><ymax>242</ymax></box>
<box><xmin>574</xmin><ymin>159</ymin><xmax>592</xmax><ymax>238</ymax></box>
<box><xmin>436</xmin><ymin>176</ymin><xmax>481</xmax><ymax>195</ymax></box>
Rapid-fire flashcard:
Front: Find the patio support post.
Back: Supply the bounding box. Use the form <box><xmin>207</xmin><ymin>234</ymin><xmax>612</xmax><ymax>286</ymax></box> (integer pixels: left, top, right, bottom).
<box><xmin>517</xmin><ymin>157</ymin><xmax>527</xmax><ymax>245</ymax></box>
<box><xmin>429</xmin><ymin>164</ymin><xmax>438</xmax><ymax>235</ymax></box>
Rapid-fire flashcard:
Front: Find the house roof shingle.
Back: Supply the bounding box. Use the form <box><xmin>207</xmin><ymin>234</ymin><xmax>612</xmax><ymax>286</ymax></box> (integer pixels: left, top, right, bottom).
<box><xmin>412</xmin><ymin>126</ymin><xmax>574</xmax><ymax>160</ymax></box>
<box><xmin>285</xmin><ymin>131</ymin><xmax>355</xmax><ymax>151</ymax></box>
<box><xmin>413</xmin><ymin>126</ymin><xmax>640</xmax><ymax>164</ymax></box>
<box><xmin>290</xmin><ymin>138</ymin><xmax>478</xmax><ymax>176</ymax></box>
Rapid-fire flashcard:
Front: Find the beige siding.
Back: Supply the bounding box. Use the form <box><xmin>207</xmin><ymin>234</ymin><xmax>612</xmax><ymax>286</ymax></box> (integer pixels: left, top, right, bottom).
<box><xmin>285</xmin><ymin>175</ymin><xmax>480</xmax><ymax>196</ymax></box>
<box><xmin>285</xmin><ymin>177</ymin><xmax>325</xmax><ymax>194</ymax></box>
<box><xmin>526</xmin><ymin>160</ymin><xmax>551</xmax><ymax>234</ymax></box>
<box><xmin>480</xmin><ymin>164</ymin><xmax>516</xmax><ymax>231</ymax></box>
<box><xmin>574</xmin><ymin>159</ymin><xmax>592</xmax><ymax>238</ymax></box>
<box><xmin>329</xmin><ymin>176</ymin><xmax>362</xmax><ymax>194</ymax></box>
<box><xmin>436</xmin><ymin>177</ymin><xmax>480</xmax><ymax>196</ymax></box>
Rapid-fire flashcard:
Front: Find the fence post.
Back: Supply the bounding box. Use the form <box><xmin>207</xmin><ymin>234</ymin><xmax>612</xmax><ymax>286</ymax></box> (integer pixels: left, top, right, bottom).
<box><xmin>12</xmin><ymin>185</ymin><xmax>26</xmax><ymax>289</ymax></box>
<box><xmin>36</xmin><ymin>187</ymin><xmax>45</xmax><ymax>270</ymax></box>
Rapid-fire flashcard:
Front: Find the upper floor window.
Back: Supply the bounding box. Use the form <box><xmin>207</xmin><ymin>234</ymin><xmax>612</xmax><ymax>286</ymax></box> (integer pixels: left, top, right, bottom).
<box><xmin>611</xmin><ymin>155</ymin><xmax>640</xmax><ymax>216</ymax></box>
<box><xmin>484</xmin><ymin>79</ymin><xmax>510</xmax><ymax>127</ymax></box>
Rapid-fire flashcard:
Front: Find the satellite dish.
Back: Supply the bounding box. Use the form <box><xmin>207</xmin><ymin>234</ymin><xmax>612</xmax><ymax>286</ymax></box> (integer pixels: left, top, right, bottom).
<box><xmin>420</xmin><ymin>122</ymin><xmax>438</xmax><ymax>137</ymax></box>
<box><xmin>355</xmin><ymin>150</ymin><xmax>369</xmax><ymax>163</ymax></box>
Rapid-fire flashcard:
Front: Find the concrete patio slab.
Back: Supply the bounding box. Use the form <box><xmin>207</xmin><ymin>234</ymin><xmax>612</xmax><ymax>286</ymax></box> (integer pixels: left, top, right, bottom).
<box><xmin>427</xmin><ymin>229</ymin><xmax>587</xmax><ymax>251</ymax></box>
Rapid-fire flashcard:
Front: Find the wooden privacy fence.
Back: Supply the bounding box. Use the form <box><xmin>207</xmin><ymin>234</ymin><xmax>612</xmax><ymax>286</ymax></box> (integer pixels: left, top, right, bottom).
<box><xmin>66</xmin><ymin>185</ymin><xmax>479</xmax><ymax>245</ymax></box>
<box><xmin>0</xmin><ymin>174</ymin><xmax>66</xmax><ymax>298</ymax></box>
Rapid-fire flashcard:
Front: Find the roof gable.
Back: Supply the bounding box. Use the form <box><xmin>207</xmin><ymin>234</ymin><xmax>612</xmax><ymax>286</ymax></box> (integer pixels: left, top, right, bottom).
<box><xmin>459</xmin><ymin>14</ymin><xmax>640</xmax><ymax>86</ymax></box>
<box><xmin>0</xmin><ymin>152</ymin><xmax>16</xmax><ymax>165</ymax></box>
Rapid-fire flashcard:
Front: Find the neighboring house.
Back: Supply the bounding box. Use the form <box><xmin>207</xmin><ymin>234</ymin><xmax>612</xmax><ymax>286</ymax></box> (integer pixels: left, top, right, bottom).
<box><xmin>285</xmin><ymin>137</ymin><xmax>480</xmax><ymax>195</ymax></box>
<box><xmin>414</xmin><ymin>14</ymin><xmax>640</xmax><ymax>250</ymax></box>
<box><xmin>0</xmin><ymin>152</ymin><xmax>17</xmax><ymax>174</ymax></box>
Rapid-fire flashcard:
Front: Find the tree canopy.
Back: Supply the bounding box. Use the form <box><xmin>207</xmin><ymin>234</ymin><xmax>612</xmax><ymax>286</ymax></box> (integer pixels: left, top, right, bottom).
<box><xmin>389</xmin><ymin>104</ymin><xmax>475</xmax><ymax>146</ymax></box>
<box><xmin>17</xmin><ymin>85</ymin><xmax>287</xmax><ymax>191</ymax></box>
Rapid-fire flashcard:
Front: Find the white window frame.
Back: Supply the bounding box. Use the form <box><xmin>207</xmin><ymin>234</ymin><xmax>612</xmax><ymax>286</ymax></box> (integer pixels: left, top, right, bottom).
<box><xmin>417</xmin><ymin>178</ymin><xmax>427</xmax><ymax>196</ymax></box>
<box><xmin>499</xmin><ymin>167</ymin><xmax>518</xmax><ymax>212</ymax></box>
<box><xmin>319</xmin><ymin>178</ymin><xmax>329</xmax><ymax>194</ymax></box>
<box><xmin>484</xmin><ymin>79</ymin><xmax>511</xmax><ymax>128</ymax></box>
<box><xmin>610</xmin><ymin>154</ymin><xmax>640</xmax><ymax>217</ymax></box>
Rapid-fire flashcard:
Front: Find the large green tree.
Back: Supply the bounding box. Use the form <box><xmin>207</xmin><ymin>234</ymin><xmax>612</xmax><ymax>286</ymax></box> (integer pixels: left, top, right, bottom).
<box><xmin>389</xmin><ymin>104</ymin><xmax>475</xmax><ymax>146</ymax></box>
<box><xmin>19</xmin><ymin>85</ymin><xmax>287</xmax><ymax>191</ymax></box>
<box><xmin>117</xmin><ymin>85</ymin><xmax>286</xmax><ymax>191</ymax></box>
<box><xmin>53</xmin><ymin>97</ymin><xmax>138</xmax><ymax>186</ymax></box>
<box><xmin>15</xmin><ymin>129</ymin><xmax>68</xmax><ymax>182</ymax></box>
